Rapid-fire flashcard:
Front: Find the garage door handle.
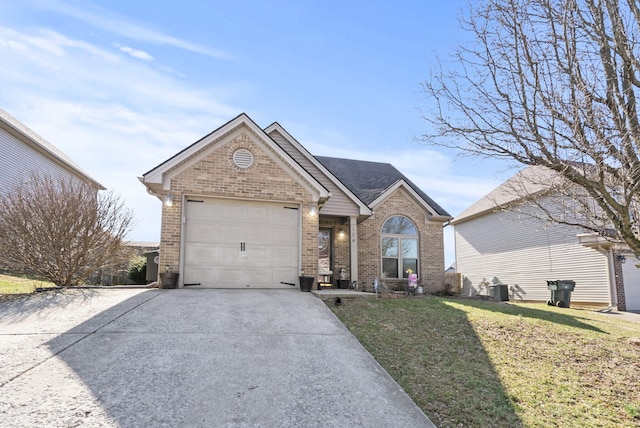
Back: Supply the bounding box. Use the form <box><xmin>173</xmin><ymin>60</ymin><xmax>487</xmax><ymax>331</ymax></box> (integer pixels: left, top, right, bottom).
<box><xmin>240</xmin><ymin>242</ymin><xmax>246</xmax><ymax>251</ymax></box>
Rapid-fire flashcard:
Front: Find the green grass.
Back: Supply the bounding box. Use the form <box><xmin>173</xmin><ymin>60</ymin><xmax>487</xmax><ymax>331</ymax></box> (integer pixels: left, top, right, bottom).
<box><xmin>330</xmin><ymin>296</ymin><xmax>640</xmax><ymax>428</ymax></box>
<box><xmin>0</xmin><ymin>272</ymin><xmax>56</xmax><ymax>295</ymax></box>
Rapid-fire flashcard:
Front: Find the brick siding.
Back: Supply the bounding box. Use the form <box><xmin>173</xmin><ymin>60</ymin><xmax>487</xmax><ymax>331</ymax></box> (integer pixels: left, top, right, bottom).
<box><xmin>158</xmin><ymin>129</ymin><xmax>318</xmax><ymax>283</ymax></box>
<box><xmin>357</xmin><ymin>188</ymin><xmax>446</xmax><ymax>293</ymax></box>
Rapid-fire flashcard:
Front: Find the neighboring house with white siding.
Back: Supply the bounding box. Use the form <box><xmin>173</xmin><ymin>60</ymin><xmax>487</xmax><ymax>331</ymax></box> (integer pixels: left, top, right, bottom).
<box><xmin>0</xmin><ymin>108</ymin><xmax>103</xmax><ymax>194</ymax></box>
<box><xmin>452</xmin><ymin>165</ymin><xmax>638</xmax><ymax>311</ymax></box>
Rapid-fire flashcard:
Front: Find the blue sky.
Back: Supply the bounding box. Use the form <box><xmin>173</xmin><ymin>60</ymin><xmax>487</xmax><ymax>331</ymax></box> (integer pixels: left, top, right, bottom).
<box><xmin>0</xmin><ymin>0</ymin><xmax>512</xmax><ymax>266</ymax></box>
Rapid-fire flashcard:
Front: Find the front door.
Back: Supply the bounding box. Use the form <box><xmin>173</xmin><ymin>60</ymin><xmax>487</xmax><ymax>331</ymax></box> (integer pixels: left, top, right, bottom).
<box><xmin>318</xmin><ymin>228</ymin><xmax>333</xmax><ymax>287</ymax></box>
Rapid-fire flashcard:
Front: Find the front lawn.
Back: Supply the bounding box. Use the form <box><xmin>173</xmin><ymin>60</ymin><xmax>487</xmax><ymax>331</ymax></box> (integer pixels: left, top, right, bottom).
<box><xmin>0</xmin><ymin>272</ymin><xmax>56</xmax><ymax>295</ymax></box>
<box><xmin>330</xmin><ymin>296</ymin><xmax>640</xmax><ymax>427</ymax></box>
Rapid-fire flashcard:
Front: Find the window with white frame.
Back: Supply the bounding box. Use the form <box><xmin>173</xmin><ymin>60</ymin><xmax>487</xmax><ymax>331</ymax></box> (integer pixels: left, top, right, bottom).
<box><xmin>381</xmin><ymin>216</ymin><xmax>418</xmax><ymax>279</ymax></box>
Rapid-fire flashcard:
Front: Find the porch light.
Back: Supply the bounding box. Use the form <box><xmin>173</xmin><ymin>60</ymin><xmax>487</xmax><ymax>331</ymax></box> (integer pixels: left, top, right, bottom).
<box><xmin>164</xmin><ymin>193</ymin><xmax>174</xmax><ymax>207</ymax></box>
<box><xmin>338</xmin><ymin>229</ymin><xmax>345</xmax><ymax>238</ymax></box>
<box><xmin>309</xmin><ymin>205</ymin><xmax>317</xmax><ymax>216</ymax></box>
<box><xmin>617</xmin><ymin>254</ymin><xmax>626</xmax><ymax>264</ymax></box>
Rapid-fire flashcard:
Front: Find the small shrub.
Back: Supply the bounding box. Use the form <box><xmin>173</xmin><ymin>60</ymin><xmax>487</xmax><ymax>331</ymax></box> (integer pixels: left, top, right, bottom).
<box><xmin>432</xmin><ymin>281</ymin><xmax>456</xmax><ymax>297</ymax></box>
<box><xmin>128</xmin><ymin>255</ymin><xmax>147</xmax><ymax>284</ymax></box>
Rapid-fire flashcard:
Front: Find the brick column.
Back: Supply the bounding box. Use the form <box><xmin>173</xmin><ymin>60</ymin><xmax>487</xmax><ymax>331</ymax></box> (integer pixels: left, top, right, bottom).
<box><xmin>614</xmin><ymin>250</ymin><xmax>626</xmax><ymax>311</ymax></box>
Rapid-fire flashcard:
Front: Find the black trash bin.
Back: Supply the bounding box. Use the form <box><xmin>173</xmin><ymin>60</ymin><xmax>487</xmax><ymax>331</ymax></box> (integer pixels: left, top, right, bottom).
<box><xmin>299</xmin><ymin>276</ymin><xmax>314</xmax><ymax>292</ymax></box>
<box><xmin>546</xmin><ymin>280</ymin><xmax>575</xmax><ymax>307</ymax></box>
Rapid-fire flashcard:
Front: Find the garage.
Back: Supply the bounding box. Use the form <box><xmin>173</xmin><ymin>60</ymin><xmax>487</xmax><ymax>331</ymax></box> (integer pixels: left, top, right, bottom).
<box><xmin>622</xmin><ymin>255</ymin><xmax>640</xmax><ymax>311</ymax></box>
<box><xmin>183</xmin><ymin>197</ymin><xmax>300</xmax><ymax>288</ymax></box>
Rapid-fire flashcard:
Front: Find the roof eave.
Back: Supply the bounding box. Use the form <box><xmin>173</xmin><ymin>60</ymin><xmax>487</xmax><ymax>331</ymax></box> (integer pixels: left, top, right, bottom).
<box><xmin>141</xmin><ymin>114</ymin><xmax>330</xmax><ymax>200</ymax></box>
<box><xmin>0</xmin><ymin>110</ymin><xmax>105</xmax><ymax>190</ymax></box>
<box><xmin>264</xmin><ymin>122</ymin><xmax>372</xmax><ymax>216</ymax></box>
<box><xmin>370</xmin><ymin>179</ymin><xmax>440</xmax><ymax>216</ymax></box>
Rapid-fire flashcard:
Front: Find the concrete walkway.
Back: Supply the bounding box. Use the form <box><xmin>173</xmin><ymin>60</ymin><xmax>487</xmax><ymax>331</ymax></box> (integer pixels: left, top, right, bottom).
<box><xmin>0</xmin><ymin>288</ymin><xmax>434</xmax><ymax>427</ymax></box>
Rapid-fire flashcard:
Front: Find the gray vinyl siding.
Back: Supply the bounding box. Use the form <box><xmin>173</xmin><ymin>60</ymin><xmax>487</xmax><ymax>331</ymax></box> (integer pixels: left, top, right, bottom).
<box><xmin>0</xmin><ymin>128</ymin><xmax>81</xmax><ymax>195</ymax></box>
<box><xmin>269</xmin><ymin>130</ymin><xmax>360</xmax><ymax>216</ymax></box>
<box><xmin>455</xmin><ymin>209</ymin><xmax>611</xmax><ymax>304</ymax></box>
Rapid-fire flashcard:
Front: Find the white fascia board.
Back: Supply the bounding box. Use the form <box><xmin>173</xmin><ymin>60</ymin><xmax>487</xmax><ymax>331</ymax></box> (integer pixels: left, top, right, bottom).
<box><xmin>264</xmin><ymin>122</ymin><xmax>372</xmax><ymax>216</ymax></box>
<box><xmin>577</xmin><ymin>232</ymin><xmax>617</xmax><ymax>249</ymax></box>
<box><xmin>142</xmin><ymin>114</ymin><xmax>252</xmax><ymax>187</ymax></box>
<box><xmin>370</xmin><ymin>179</ymin><xmax>448</xmax><ymax>220</ymax></box>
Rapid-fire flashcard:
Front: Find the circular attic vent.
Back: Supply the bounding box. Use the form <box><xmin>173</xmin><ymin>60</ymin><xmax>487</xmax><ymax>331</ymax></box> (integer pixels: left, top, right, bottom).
<box><xmin>232</xmin><ymin>149</ymin><xmax>254</xmax><ymax>168</ymax></box>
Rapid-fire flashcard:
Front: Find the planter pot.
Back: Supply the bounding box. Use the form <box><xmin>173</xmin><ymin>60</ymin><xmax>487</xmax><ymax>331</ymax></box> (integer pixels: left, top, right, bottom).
<box><xmin>299</xmin><ymin>276</ymin><xmax>314</xmax><ymax>292</ymax></box>
<box><xmin>337</xmin><ymin>280</ymin><xmax>349</xmax><ymax>289</ymax></box>
<box><xmin>159</xmin><ymin>272</ymin><xmax>179</xmax><ymax>289</ymax></box>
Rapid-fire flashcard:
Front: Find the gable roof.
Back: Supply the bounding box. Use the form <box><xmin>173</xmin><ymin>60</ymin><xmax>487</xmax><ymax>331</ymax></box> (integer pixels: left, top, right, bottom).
<box><xmin>141</xmin><ymin>113</ymin><xmax>330</xmax><ymax>201</ymax></box>
<box><xmin>451</xmin><ymin>165</ymin><xmax>561</xmax><ymax>225</ymax></box>
<box><xmin>264</xmin><ymin>122</ymin><xmax>372</xmax><ymax>216</ymax></box>
<box><xmin>315</xmin><ymin>156</ymin><xmax>451</xmax><ymax>218</ymax></box>
<box><xmin>0</xmin><ymin>108</ymin><xmax>104</xmax><ymax>189</ymax></box>
<box><xmin>140</xmin><ymin>113</ymin><xmax>450</xmax><ymax>220</ymax></box>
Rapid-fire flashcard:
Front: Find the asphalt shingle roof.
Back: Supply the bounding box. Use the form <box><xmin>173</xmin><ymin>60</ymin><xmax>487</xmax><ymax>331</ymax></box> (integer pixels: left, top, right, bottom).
<box><xmin>315</xmin><ymin>156</ymin><xmax>450</xmax><ymax>217</ymax></box>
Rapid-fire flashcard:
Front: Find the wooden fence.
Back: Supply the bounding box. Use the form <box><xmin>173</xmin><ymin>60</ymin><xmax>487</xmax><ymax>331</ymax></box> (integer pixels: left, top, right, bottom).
<box><xmin>444</xmin><ymin>272</ymin><xmax>463</xmax><ymax>294</ymax></box>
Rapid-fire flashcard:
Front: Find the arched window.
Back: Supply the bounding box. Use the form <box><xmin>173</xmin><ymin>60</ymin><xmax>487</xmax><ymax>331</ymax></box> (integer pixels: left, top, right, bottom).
<box><xmin>381</xmin><ymin>216</ymin><xmax>418</xmax><ymax>279</ymax></box>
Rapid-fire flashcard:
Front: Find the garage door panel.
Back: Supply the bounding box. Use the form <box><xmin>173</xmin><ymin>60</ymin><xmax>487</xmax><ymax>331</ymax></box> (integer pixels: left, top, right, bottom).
<box><xmin>272</xmin><ymin>247</ymin><xmax>298</xmax><ymax>265</ymax></box>
<box><xmin>245</xmin><ymin>205</ymin><xmax>271</xmax><ymax>222</ymax></box>
<box><xmin>273</xmin><ymin>207</ymin><xmax>300</xmax><ymax>225</ymax></box>
<box><xmin>244</xmin><ymin>226</ymin><xmax>272</xmax><ymax>245</ymax></box>
<box><xmin>239</xmin><ymin>248</ymin><xmax>268</xmax><ymax>266</ymax></box>
<box><xmin>271</xmin><ymin>226</ymin><xmax>298</xmax><ymax>246</ymax></box>
<box><xmin>213</xmin><ymin>246</ymin><xmax>243</xmax><ymax>264</ymax></box>
<box><xmin>217</xmin><ymin>203</ymin><xmax>247</xmax><ymax>221</ymax></box>
<box><xmin>184</xmin><ymin>198</ymin><xmax>299</xmax><ymax>288</ymax></box>
<box><xmin>184</xmin><ymin>244</ymin><xmax>216</xmax><ymax>264</ymax></box>
<box><xmin>185</xmin><ymin>221</ymin><xmax>244</xmax><ymax>244</ymax></box>
<box><xmin>192</xmin><ymin>266</ymin><xmax>246</xmax><ymax>287</ymax></box>
<box><xmin>183</xmin><ymin>267</ymin><xmax>217</xmax><ymax>286</ymax></box>
<box><xmin>186</xmin><ymin>243</ymin><xmax>239</xmax><ymax>264</ymax></box>
<box><xmin>245</xmin><ymin>268</ymin><xmax>272</xmax><ymax>286</ymax></box>
<box><xmin>185</xmin><ymin>202</ymin><xmax>213</xmax><ymax>220</ymax></box>
<box><xmin>272</xmin><ymin>268</ymin><xmax>298</xmax><ymax>286</ymax></box>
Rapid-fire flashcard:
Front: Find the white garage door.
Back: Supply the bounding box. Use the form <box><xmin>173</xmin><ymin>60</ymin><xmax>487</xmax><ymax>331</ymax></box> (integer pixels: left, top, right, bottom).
<box><xmin>183</xmin><ymin>198</ymin><xmax>300</xmax><ymax>288</ymax></box>
<box><xmin>623</xmin><ymin>256</ymin><xmax>640</xmax><ymax>311</ymax></box>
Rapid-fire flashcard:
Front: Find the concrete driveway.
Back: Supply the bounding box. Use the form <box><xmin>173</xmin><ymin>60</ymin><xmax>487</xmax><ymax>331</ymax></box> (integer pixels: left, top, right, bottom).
<box><xmin>0</xmin><ymin>288</ymin><xmax>434</xmax><ymax>427</ymax></box>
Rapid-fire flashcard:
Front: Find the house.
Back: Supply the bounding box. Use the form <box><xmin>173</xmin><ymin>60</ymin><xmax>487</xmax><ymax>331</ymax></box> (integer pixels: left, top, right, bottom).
<box><xmin>452</xmin><ymin>165</ymin><xmax>639</xmax><ymax>310</ymax></box>
<box><xmin>139</xmin><ymin>113</ymin><xmax>451</xmax><ymax>291</ymax></box>
<box><xmin>0</xmin><ymin>108</ymin><xmax>103</xmax><ymax>194</ymax></box>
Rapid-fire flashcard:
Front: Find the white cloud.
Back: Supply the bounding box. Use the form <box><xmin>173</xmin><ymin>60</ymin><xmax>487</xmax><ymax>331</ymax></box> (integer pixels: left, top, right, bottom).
<box><xmin>0</xmin><ymin>19</ymin><xmax>503</xmax><ymax>264</ymax></box>
<box><xmin>0</xmin><ymin>25</ymin><xmax>238</xmax><ymax>242</ymax></box>
<box><xmin>29</xmin><ymin>0</ymin><xmax>229</xmax><ymax>59</ymax></box>
<box><xmin>116</xmin><ymin>44</ymin><xmax>153</xmax><ymax>61</ymax></box>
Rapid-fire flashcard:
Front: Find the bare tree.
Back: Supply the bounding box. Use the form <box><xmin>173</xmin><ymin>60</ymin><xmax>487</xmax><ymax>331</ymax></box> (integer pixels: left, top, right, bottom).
<box><xmin>422</xmin><ymin>0</ymin><xmax>640</xmax><ymax>254</ymax></box>
<box><xmin>0</xmin><ymin>174</ymin><xmax>135</xmax><ymax>286</ymax></box>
